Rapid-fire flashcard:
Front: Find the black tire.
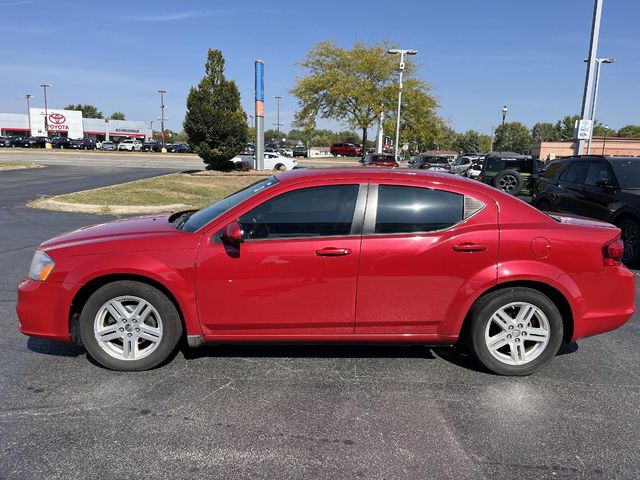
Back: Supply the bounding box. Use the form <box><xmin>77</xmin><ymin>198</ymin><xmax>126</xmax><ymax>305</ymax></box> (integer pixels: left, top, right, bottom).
<box><xmin>617</xmin><ymin>217</ymin><xmax>640</xmax><ymax>266</ymax></box>
<box><xmin>79</xmin><ymin>280</ymin><xmax>183</xmax><ymax>371</ymax></box>
<box><xmin>331</xmin><ymin>152</ymin><xmax>337</xmax><ymax>157</ymax></box>
<box><xmin>466</xmin><ymin>287</ymin><xmax>563</xmax><ymax>376</ymax></box>
<box><xmin>536</xmin><ymin>198</ymin><xmax>553</xmax><ymax>212</ymax></box>
<box><xmin>273</xmin><ymin>163</ymin><xmax>287</xmax><ymax>172</ymax></box>
<box><xmin>493</xmin><ymin>170</ymin><xmax>523</xmax><ymax>195</ymax></box>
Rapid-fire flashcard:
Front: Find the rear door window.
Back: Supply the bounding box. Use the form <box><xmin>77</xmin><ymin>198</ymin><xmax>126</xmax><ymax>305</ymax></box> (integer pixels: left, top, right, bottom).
<box><xmin>584</xmin><ymin>162</ymin><xmax>614</xmax><ymax>187</ymax></box>
<box><xmin>559</xmin><ymin>162</ymin><xmax>587</xmax><ymax>184</ymax></box>
<box><xmin>374</xmin><ymin>185</ymin><xmax>464</xmax><ymax>234</ymax></box>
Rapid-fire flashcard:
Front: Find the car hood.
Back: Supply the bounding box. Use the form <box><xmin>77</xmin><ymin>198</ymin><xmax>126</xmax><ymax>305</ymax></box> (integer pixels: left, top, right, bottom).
<box><xmin>548</xmin><ymin>213</ymin><xmax>617</xmax><ymax>229</ymax></box>
<box><xmin>40</xmin><ymin>214</ymin><xmax>183</xmax><ymax>251</ymax></box>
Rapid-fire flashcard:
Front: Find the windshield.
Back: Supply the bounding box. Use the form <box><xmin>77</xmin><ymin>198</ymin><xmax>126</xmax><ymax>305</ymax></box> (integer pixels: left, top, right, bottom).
<box><xmin>181</xmin><ymin>176</ymin><xmax>279</xmax><ymax>232</ymax></box>
<box><xmin>422</xmin><ymin>156</ymin><xmax>448</xmax><ymax>164</ymax></box>
<box><xmin>611</xmin><ymin>160</ymin><xmax>640</xmax><ymax>189</ymax></box>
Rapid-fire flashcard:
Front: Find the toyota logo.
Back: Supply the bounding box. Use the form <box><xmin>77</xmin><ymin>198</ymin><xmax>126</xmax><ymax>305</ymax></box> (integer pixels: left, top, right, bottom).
<box><xmin>49</xmin><ymin>113</ymin><xmax>66</xmax><ymax>124</ymax></box>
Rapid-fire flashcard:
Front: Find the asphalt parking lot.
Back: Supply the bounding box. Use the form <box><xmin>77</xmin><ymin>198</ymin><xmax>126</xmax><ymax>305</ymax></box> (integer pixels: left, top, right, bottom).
<box><xmin>1</xmin><ymin>161</ymin><xmax>640</xmax><ymax>479</ymax></box>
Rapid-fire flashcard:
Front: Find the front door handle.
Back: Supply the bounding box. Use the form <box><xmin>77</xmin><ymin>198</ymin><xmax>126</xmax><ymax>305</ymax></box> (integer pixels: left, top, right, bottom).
<box><xmin>453</xmin><ymin>243</ymin><xmax>488</xmax><ymax>252</ymax></box>
<box><xmin>316</xmin><ymin>247</ymin><xmax>351</xmax><ymax>257</ymax></box>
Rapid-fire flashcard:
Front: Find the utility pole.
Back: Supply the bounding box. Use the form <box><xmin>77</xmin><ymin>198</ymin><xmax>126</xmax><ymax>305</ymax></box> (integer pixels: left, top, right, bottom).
<box><xmin>387</xmin><ymin>48</ymin><xmax>417</xmax><ymax>161</ymax></box>
<box><xmin>576</xmin><ymin>0</ymin><xmax>604</xmax><ymax>155</ymax></box>
<box><xmin>586</xmin><ymin>58</ymin><xmax>614</xmax><ymax>154</ymax></box>
<box><xmin>158</xmin><ymin>90</ymin><xmax>167</xmax><ymax>151</ymax></box>
<box><xmin>273</xmin><ymin>95</ymin><xmax>283</xmax><ymax>141</ymax></box>
<box><xmin>255</xmin><ymin>61</ymin><xmax>265</xmax><ymax>170</ymax></box>
<box><xmin>376</xmin><ymin>109</ymin><xmax>385</xmax><ymax>153</ymax></box>
<box><xmin>40</xmin><ymin>84</ymin><xmax>51</xmax><ymax>136</ymax></box>
<box><xmin>23</xmin><ymin>94</ymin><xmax>33</xmax><ymax>134</ymax></box>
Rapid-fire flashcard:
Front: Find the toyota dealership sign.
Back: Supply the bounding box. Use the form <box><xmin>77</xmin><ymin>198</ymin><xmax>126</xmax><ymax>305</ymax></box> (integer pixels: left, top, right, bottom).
<box><xmin>29</xmin><ymin>108</ymin><xmax>83</xmax><ymax>138</ymax></box>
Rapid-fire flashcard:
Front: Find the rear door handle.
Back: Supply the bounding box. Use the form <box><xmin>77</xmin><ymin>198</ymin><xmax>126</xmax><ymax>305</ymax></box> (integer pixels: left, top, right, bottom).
<box><xmin>453</xmin><ymin>243</ymin><xmax>488</xmax><ymax>252</ymax></box>
<box><xmin>316</xmin><ymin>247</ymin><xmax>351</xmax><ymax>257</ymax></box>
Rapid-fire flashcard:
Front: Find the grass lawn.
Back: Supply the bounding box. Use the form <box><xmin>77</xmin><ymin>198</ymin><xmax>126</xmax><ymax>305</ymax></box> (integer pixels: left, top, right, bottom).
<box><xmin>34</xmin><ymin>171</ymin><xmax>270</xmax><ymax>213</ymax></box>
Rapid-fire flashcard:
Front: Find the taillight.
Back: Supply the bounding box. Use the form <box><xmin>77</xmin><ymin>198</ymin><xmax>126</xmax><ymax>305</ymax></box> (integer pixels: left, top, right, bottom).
<box><xmin>603</xmin><ymin>238</ymin><xmax>624</xmax><ymax>266</ymax></box>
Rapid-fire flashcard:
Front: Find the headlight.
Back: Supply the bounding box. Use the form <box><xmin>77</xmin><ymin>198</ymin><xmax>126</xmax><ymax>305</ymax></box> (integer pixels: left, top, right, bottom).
<box><xmin>28</xmin><ymin>251</ymin><xmax>55</xmax><ymax>282</ymax></box>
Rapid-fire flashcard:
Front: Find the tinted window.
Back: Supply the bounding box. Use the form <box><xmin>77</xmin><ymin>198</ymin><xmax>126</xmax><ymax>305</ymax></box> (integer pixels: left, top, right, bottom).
<box><xmin>560</xmin><ymin>162</ymin><xmax>587</xmax><ymax>184</ymax></box>
<box><xmin>375</xmin><ymin>185</ymin><xmax>463</xmax><ymax>234</ymax></box>
<box><xmin>239</xmin><ymin>185</ymin><xmax>359</xmax><ymax>240</ymax></box>
<box><xmin>486</xmin><ymin>158</ymin><xmax>534</xmax><ymax>173</ymax></box>
<box><xmin>584</xmin><ymin>162</ymin><xmax>614</xmax><ymax>186</ymax></box>
<box><xmin>542</xmin><ymin>161</ymin><xmax>566</xmax><ymax>179</ymax></box>
<box><xmin>611</xmin><ymin>160</ymin><xmax>640</xmax><ymax>189</ymax></box>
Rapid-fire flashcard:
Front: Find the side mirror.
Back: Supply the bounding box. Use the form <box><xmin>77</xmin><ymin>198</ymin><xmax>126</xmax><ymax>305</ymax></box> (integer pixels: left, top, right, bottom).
<box><xmin>222</xmin><ymin>222</ymin><xmax>244</xmax><ymax>244</ymax></box>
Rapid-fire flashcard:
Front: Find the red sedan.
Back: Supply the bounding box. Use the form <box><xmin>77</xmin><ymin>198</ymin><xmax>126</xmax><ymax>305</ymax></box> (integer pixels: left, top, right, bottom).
<box><xmin>17</xmin><ymin>169</ymin><xmax>635</xmax><ymax>375</ymax></box>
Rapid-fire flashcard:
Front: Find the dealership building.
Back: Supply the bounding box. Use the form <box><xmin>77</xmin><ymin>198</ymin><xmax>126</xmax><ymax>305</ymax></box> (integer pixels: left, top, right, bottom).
<box><xmin>0</xmin><ymin>108</ymin><xmax>152</xmax><ymax>141</ymax></box>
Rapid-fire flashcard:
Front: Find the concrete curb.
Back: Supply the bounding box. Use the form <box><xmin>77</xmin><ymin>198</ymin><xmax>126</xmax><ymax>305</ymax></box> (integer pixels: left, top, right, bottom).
<box><xmin>29</xmin><ymin>198</ymin><xmax>188</xmax><ymax>215</ymax></box>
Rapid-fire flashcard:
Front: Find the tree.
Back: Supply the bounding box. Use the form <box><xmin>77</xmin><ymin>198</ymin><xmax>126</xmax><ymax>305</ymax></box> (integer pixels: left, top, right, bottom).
<box><xmin>109</xmin><ymin>112</ymin><xmax>126</xmax><ymax>120</ymax></box>
<box><xmin>479</xmin><ymin>134</ymin><xmax>492</xmax><ymax>153</ymax></box>
<box><xmin>64</xmin><ymin>104</ymin><xmax>103</xmax><ymax>118</ymax></box>
<box><xmin>531</xmin><ymin>122</ymin><xmax>560</xmax><ymax>143</ymax></box>
<box><xmin>291</xmin><ymin>40</ymin><xmax>438</xmax><ymax>155</ymax></box>
<box><xmin>454</xmin><ymin>130</ymin><xmax>482</xmax><ymax>153</ymax></box>
<box><xmin>183</xmin><ymin>49</ymin><xmax>247</xmax><ymax>170</ymax></box>
<box><xmin>617</xmin><ymin>125</ymin><xmax>640</xmax><ymax>138</ymax></box>
<box><xmin>554</xmin><ymin>115</ymin><xmax>580</xmax><ymax>140</ymax></box>
<box><xmin>592</xmin><ymin>122</ymin><xmax>616</xmax><ymax>137</ymax></box>
<box><xmin>493</xmin><ymin>121</ymin><xmax>532</xmax><ymax>154</ymax></box>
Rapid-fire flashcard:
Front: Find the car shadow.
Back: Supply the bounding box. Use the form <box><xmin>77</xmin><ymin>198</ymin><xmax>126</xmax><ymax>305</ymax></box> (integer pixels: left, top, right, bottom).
<box><xmin>27</xmin><ymin>337</ymin><xmax>85</xmax><ymax>357</ymax></box>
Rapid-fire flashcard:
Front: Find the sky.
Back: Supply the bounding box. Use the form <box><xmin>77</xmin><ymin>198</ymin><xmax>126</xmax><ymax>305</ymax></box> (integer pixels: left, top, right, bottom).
<box><xmin>0</xmin><ymin>0</ymin><xmax>638</xmax><ymax>136</ymax></box>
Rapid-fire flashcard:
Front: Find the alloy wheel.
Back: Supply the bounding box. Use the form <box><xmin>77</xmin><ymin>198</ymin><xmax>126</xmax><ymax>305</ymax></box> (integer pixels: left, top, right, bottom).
<box><xmin>94</xmin><ymin>295</ymin><xmax>163</xmax><ymax>361</ymax></box>
<box><xmin>621</xmin><ymin>222</ymin><xmax>639</xmax><ymax>263</ymax></box>
<box><xmin>484</xmin><ymin>302</ymin><xmax>550</xmax><ymax>365</ymax></box>
<box><xmin>498</xmin><ymin>174</ymin><xmax>518</xmax><ymax>193</ymax></box>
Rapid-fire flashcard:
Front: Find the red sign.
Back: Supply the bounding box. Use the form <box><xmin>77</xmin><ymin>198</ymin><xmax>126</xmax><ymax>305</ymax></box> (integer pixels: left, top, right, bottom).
<box><xmin>49</xmin><ymin>113</ymin><xmax>66</xmax><ymax>124</ymax></box>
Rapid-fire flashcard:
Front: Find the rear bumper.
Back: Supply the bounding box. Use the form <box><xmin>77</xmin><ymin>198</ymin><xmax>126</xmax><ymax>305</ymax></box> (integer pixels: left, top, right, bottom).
<box><xmin>16</xmin><ymin>278</ymin><xmax>73</xmax><ymax>342</ymax></box>
<box><xmin>556</xmin><ymin>267</ymin><xmax>636</xmax><ymax>342</ymax></box>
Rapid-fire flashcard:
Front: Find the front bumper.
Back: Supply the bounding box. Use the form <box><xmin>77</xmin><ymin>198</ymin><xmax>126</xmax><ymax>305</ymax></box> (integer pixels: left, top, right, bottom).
<box><xmin>16</xmin><ymin>278</ymin><xmax>73</xmax><ymax>342</ymax></box>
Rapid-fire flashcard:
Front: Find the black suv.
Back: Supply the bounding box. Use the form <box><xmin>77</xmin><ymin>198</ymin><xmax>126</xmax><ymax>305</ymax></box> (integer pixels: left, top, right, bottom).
<box><xmin>141</xmin><ymin>140</ymin><xmax>163</xmax><ymax>152</ymax></box>
<box><xmin>292</xmin><ymin>145</ymin><xmax>308</xmax><ymax>158</ymax></box>
<box><xmin>533</xmin><ymin>155</ymin><xmax>640</xmax><ymax>264</ymax></box>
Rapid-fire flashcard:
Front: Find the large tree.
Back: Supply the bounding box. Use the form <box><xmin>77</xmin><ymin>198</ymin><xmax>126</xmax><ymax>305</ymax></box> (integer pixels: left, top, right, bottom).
<box><xmin>184</xmin><ymin>49</ymin><xmax>247</xmax><ymax>170</ymax></box>
<box><xmin>531</xmin><ymin>122</ymin><xmax>560</xmax><ymax>143</ymax></box>
<box><xmin>109</xmin><ymin>112</ymin><xmax>126</xmax><ymax>120</ymax></box>
<box><xmin>554</xmin><ymin>115</ymin><xmax>580</xmax><ymax>140</ymax></box>
<box><xmin>454</xmin><ymin>130</ymin><xmax>482</xmax><ymax>153</ymax></box>
<box><xmin>291</xmin><ymin>40</ymin><xmax>438</xmax><ymax>154</ymax></box>
<box><xmin>493</xmin><ymin>121</ymin><xmax>533</xmax><ymax>154</ymax></box>
<box><xmin>65</xmin><ymin>104</ymin><xmax>103</xmax><ymax>119</ymax></box>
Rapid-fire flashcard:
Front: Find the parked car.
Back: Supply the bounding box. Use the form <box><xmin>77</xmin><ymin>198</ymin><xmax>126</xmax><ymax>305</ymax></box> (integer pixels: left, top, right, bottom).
<box><xmin>0</xmin><ymin>136</ymin><xmax>12</xmax><ymax>147</ymax></box>
<box><xmin>533</xmin><ymin>155</ymin><xmax>640</xmax><ymax>265</ymax></box>
<box><xmin>413</xmin><ymin>154</ymin><xmax>452</xmax><ymax>172</ymax></box>
<box><xmin>265</xmin><ymin>143</ymin><xmax>279</xmax><ymax>153</ymax></box>
<box><xmin>330</xmin><ymin>143</ymin><xmax>362</xmax><ymax>157</ymax></box>
<box><xmin>2</xmin><ymin>135</ymin><xmax>24</xmax><ymax>147</ymax></box>
<box><xmin>100</xmin><ymin>141</ymin><xmax>116</xmax><ymax>151</ymax></box>
<box><xmin>141</xmin><ymin>140</ymin><xmax>163</xmax><ymax>152</ymax></box>
<box><xmin>451</xmin><ymin>155</ymin><xmax>481</xmax><ymax>175</ymax></box>
<box><xmin>233</xmin><ymin>152</ymin><xmax>298</xmax><ymax>172</ymax></box>
<box><xmin>478</xmin><ymin>152</ymin><xmax>542</xmax><ymax>196</ymax></box>
<box><xmin>117</xmin><ymin>139</ymin><xmax>142</xmax><ymax>152</ymax></box>
<box><xmin>19</xmin><ymin>136</ymin><xmax>50</xmax><ymax>148</ymax></box>
<box><xmin>240</xmin><ymin>144</ymin><xmax>255</xmax><ymax>155</ymax></box>
<box><xmin>278</xmin><ymin>147</ymin><xmax>293</xmax><ymax>157</ymax></box>
<box><xmin>51</xmin><ymin>137</ymin><xmax>71</xmax><ymax>149</ymax></box>
<box><xmin>465</xmin><ymin>158</ymin><xmax>485</xmax><ymax>179</ymax></box>
<box><xmin>292</xmin><ymin>145</ymin><xmax>308</xmax><ymax>158</ymax></box>
<box><xmin>361</xmin><ymin>153</ymin><xmax>399</xmax><ymax>167</ymax></box>
<box><xmin>166</xmin><ymin>143</ymin><xmax>192</xmax><ymax>153</ymax></box>
<box><xmin>17</xmin><ymin>168</ymin><xmax>634</xmax><ymax>374</ymax></box>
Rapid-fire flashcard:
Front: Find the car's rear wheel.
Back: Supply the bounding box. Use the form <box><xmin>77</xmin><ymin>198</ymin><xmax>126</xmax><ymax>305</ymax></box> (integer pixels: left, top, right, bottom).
<box><xmin>466</xmin><ymin>287</ymin><xmax>563</xmax><ymax>375</ymax></box>
<box><xmin>79</xmin><ymin>281</ymin><xmax>183</xmax><ymax>371</ymax></box>
<box><xmin>617</xmin><ymin>218</ymin><xmax>640</xmax><ymax>265</ymax></box>
<box><xmin>493</xmin><ymin>170</ymin><xmax>523</xmax><ymax>195</ymax></box>
<box><xmin>273</xmin><ymin>163</ymin><xmax>287</xmax><ymax>172</ymax></box>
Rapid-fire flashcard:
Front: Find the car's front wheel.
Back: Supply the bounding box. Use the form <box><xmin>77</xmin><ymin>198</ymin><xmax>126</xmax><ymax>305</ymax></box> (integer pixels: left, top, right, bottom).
<box><xmin>617</xmin><ymin>217</ymin><xmax>640</xmax><ymax>265</ymax></box>
<box><xmin>466</xmin><ymin>287</ymin><xmax>563</xmax><ymax>375</ymax></box>
<box><xmin>79</xmin><ymin>280</ymin><xmax>183</xmax><ymax>371</ymax></box>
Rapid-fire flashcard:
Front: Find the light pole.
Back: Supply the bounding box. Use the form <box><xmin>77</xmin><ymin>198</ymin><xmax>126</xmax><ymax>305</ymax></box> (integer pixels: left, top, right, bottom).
<box><xmin>586</xmin><ymin>57</ymin><xmax>614</xmax><ymax>154</ymax></box>
<box><xmin>602</xmin><ymin>123</ymin><xmax>609</xmax><ymax>155</ymax></box>
<box><xmin>158</xmin><ymin>90</ymin><xmax>167</xmax><ymax>150</ymax></box>
<box><xmin>388</xmin><ymin>48</ymin><xmax>417</xmax><ymax>161</ymax></box>
<box><xmin>273</xmin><ymin>95</ymin><xmax>283</xmax><ymax>142</ymax></box>
<box><xmin>501</xmin><ymin>105</ymin><xmax>508</xmax><ymax>128</ymax></box>
<box><xmin>23</xmin><ymin>94</ymin><xmax>33</xmax><ymax>134</ymax></box>
<box><xmin>40</xmin><ymin>84</ymin><xmax>51</xmax><ymax>136</ymax></box>
<box><xmin>150</xmin><ymin>120</ymin><xmax>154</xmax><ymax>136</ymax></box>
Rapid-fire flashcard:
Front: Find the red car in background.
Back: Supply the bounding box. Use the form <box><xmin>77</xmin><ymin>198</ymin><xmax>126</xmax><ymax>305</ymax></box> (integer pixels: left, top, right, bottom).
<box><xmin>17</xmin><ymin>169</ymin><xmax>635</xmax><ymax>375</ymax></box>
<box><xmin>362</xmin><ymin>153</ymin><xmax>399</xmax><ymax>167</ymax></box>
<box><xmin>330</xmin><ymin>142</ymin><xmax>362</xmax><ymax>157</ymax></box>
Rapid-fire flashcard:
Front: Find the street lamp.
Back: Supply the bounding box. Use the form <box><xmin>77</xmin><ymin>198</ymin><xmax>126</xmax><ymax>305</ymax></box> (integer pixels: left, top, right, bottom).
<box><xmin>40</xmin><ymin>84</ymin><xmax>51</xmax><ymax>136</ymax></box>
<box><xmin>23</xmin><ymin>94</ymin><xmax>33</xmax><ymax>133</ymax></box>
<box><xmin>273</xmin><ymin>95</ymin><xmax>283</xmax><ymax>141</ymax></box>
<box><xmin>388</xmin><ymin>48</ymin><xmax>417</xmax><ymax>161</ymax></box>
<box><xmin>158</xmin><ymin>90</ymin><xmax>168</xmax><ymax>149</ymax></box>
<box><xmin>586</xmin><ymin>57</ymin><xmax>614</xmax><ymax>154</ymax></box>
<box><xmin>501</xmin><ymin>105</ymin><xmax>508</xmax><ymax>128</ymax></box>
